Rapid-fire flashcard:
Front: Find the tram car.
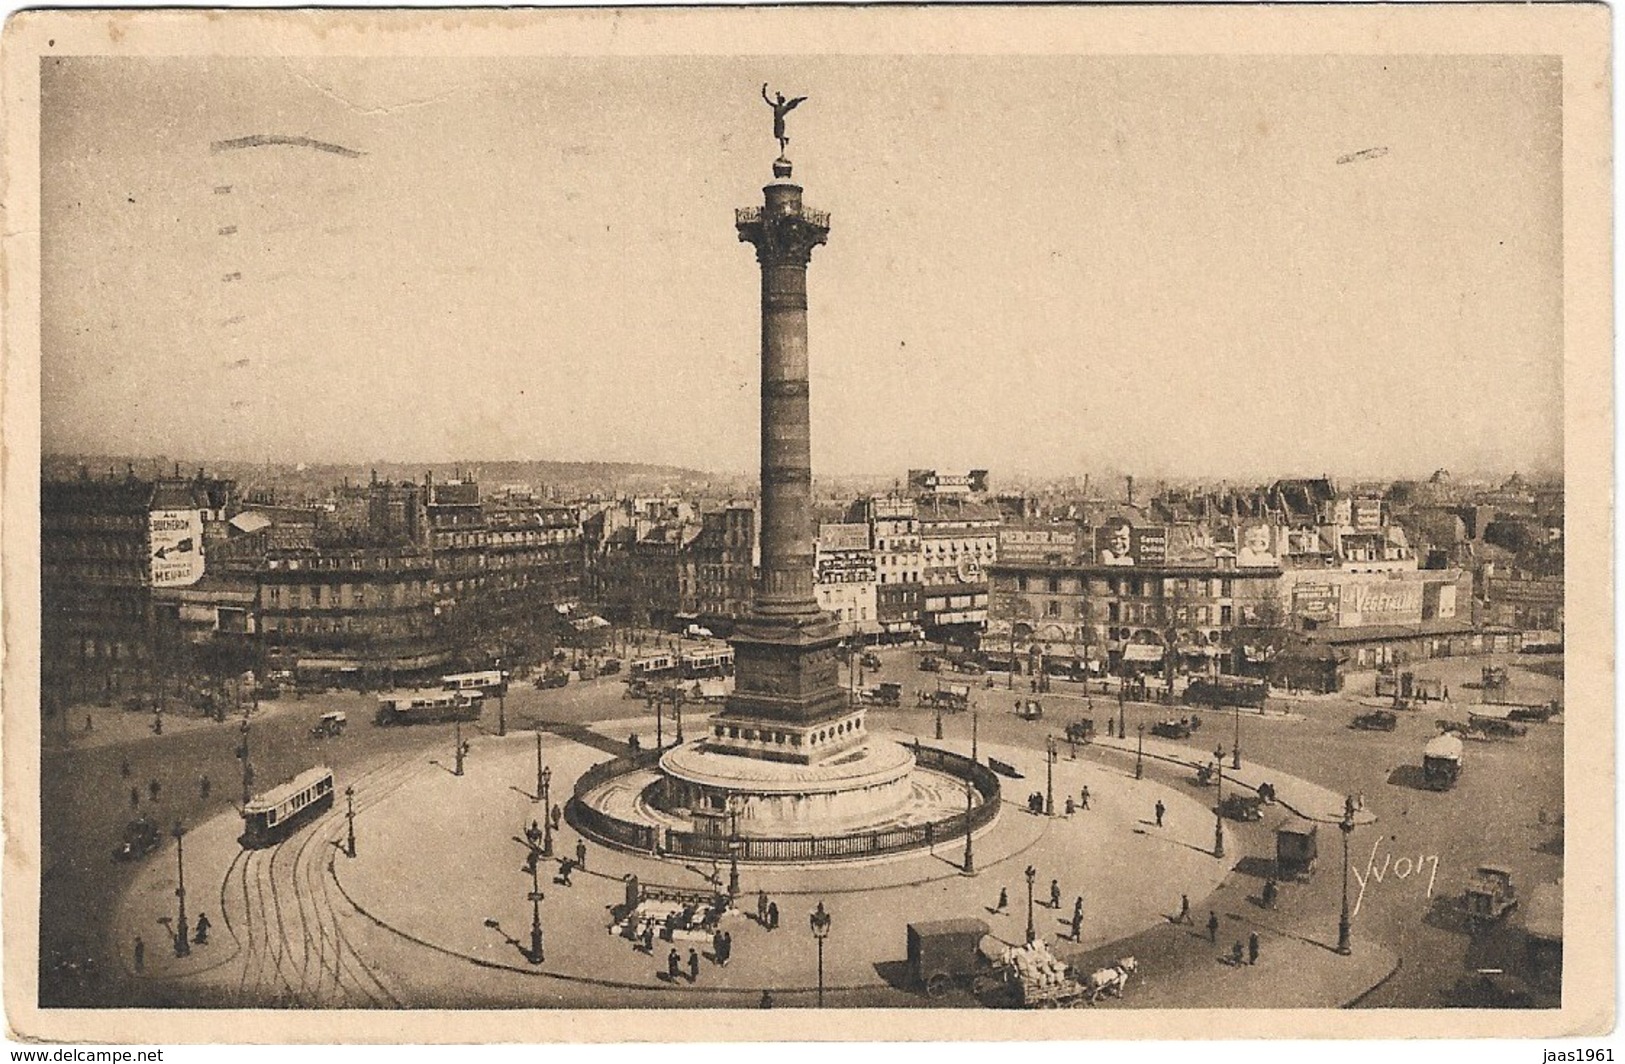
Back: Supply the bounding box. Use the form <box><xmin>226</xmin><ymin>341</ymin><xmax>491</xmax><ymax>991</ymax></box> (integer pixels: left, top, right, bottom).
<box><xmin>242</xmin><ymin>766</ymin><xmax>335</xmax><ymax>848</ymax></box>
<box><xmin>374</xmin><ymin>689</ymin><xmax>484</xmax><ymax>726</ymax></box>
<box><xmin>628</xmin><ymin>653</ymin><xmax>678</xmax><ymax>682</ymax></box>
<box><xmin>442</xmin><ymin>669</ymin><xmax>510</xmax><ymax>698</ymax></box>
<box><xmin>680</xmin><ymin>646</ymin><xmax>735</xmax><ymax>679</ymax></box>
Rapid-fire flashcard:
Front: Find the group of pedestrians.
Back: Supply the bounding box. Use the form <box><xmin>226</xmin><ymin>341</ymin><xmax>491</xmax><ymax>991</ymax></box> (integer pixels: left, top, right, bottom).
<box><xmin>755</xmin><ymin>890</ymin><xmax>780</xmax><ymax>930</ymax></box>
<box><xmin>1176</xmin><ymin>894</ymin><xmax>1263</xmax><ymax>967</ymax></box>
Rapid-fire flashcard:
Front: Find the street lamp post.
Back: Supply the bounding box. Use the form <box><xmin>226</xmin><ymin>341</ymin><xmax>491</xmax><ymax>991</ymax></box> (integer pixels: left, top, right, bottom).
<box><xmin>935</xmin><ymin>699</ymin><xmax>944</xmax><ymax>741</ymax></box>
<box><xmin>454</xmin><ymin>718</ymin><xmax>465</xmax><ymax>777</ymax></box>
<box><xmin>172</xmin><ymin>821</ymin><xmax>190</xmax><ymax>957</ymax></box>
<box><xmin>542</xmin><ymin>734</ymin><xmax>555</xmax><ymax>808</ymax></box>
<box><xmin>239</xmin><ymin>719</ymin><xmax>252</xmax><ymax>806</ymax></box>
<box><xmin>674</xmin><ymin>690</ymin><xmax>685</xmax><ymax>744</ymax></box>
<box><xmin>651</xmin><ymin>694</ymin><xmax>663</xmax><ymax>748</ymax></box>
<box><xmin>523</xmin><ymin>821</ymin><xmax>545</xmax><ymax>964</ymax></box>
<box><xmin>1117</xmin><ymin>680</ymin><xmax>1126</xmax><ymax>739</ymax></box>
<box><xmin>344</xmin><ymin>785</ymin><xmax>356</xmax><ymax>858</ymax></box>
<box><xmin>1213</xmin><ymin>758</ymin><xmax>1226</xmax><ymax>859</ymax></box>
<box><xmin>1135</xmin><ymin>723</ymin><xmax>1145</xmax><ymax>780</ymax></box>
<box><xmin>541</xmin><ymin>767</ymin><xmax>554</xmax><ymax>856</ymax></box>
<box><xmin>809</xmin><ymin>902</ymin><xmax>832</xmax><ymax>1007</ymax></box>
<box><xmin>1045</xmin><ymin>736</ymin><xmax>1057</xmax><ymax>817</ymax></box>
<box><xmin>1232</xmin><ymin>702</ymin><xmax>1242</xmax><ymax>770</ymax></box>
<box><xmin>962</xmin><ymin>776</ymin><xmax>976</xmax><ymax>875</ymax></box>
<box><xmin>1337</xmin><ymin>796</ymin><xmax>1356</xmax><ymax>955</ymax></box>
<box><xmin>971</xmin><ymin>711</ymin><xmax>979</xmax><ymax>763</ymax></box>
<box><xmin>1024</xmin><ymin>865</ymin><xmax>1037</xmax><ymax>944</ymax></box>
<box><xmin>498</xmin><ymin>688</ymin><xmax>507</xmax><ymax>738</ymax></box>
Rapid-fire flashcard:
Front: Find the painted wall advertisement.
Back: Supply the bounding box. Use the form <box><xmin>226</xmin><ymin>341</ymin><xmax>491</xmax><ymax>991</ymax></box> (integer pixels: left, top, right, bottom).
<box><xmin>150</xmin><ymin>509</ymin><xmax>205</xmax><ymax>587</ymax></box>
<box><xmin>999</xmin><ymin>527</ymin><xmax>1079</xmax><ymax>563</ymax></box>
<box><xmin>1291</xmin><ymin>583</ymin><xmax>1341</xmax><ymax>622</ymax></box>
<box><xmin>1235</xmin><ymin>522</ymin><xmax>1282</xmax><ymax>568</ymax></box>
<box><xmin>1338</xmin><ymin>580</ymin><xmax>1423</xmax><ymax>628</ymax></box>
<box><xmin>1095</xmin><ymin>520</ymin><xmax>1167</xmax><ymax>567</ymax></box>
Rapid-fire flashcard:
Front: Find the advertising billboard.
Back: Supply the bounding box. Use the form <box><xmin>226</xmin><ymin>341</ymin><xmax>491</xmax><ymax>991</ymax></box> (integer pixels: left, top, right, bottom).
<box><xmin>1291</xmin><ymin>582</ymin><xmax>1340</xmax><ymax>622</ymax></box>
<box><xmin>1235</xmin><ymin>522</ymin><xmax>1282</xmax><ymax>568</ymax></box>
<box><xmin>1094</xmin><ymin>520</ymin><xmax>1167</xmax><ymax>567</ymax></box>
<box><xmin>150</xmin><ymin>509</ymin><xmax>205</xmax><ymax>587</ymax></box>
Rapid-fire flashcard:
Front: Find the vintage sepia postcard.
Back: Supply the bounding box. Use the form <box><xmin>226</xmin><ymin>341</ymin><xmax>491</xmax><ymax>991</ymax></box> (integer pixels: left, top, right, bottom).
<box><xmin>1</xmin><ymin>4</ymin><xmax>1613</xmax><ymax>1045</ymax></box>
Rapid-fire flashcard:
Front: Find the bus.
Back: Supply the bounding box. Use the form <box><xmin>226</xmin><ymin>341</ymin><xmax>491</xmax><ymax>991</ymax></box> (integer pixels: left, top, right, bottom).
<box><xmin>242</xmin><ymin>765</ymin><xmax>335</xmax><ymax>848</ymax></box>
<box><xmin>375</xmin><ymin>690</ymin><xmax>484</xmax><ymax>726</ymax></box>
<box><xmin>442</xmin><ymin>670</ymin><xmax>510</xmax><ymax>698</ymax></box>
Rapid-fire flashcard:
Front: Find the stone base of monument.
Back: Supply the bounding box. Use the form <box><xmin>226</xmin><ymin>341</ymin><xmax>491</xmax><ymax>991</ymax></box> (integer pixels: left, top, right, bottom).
<box><xmin>573</xmin><ymin>737</ymin><xmax>999</xmax><ymax>863</ymax></box>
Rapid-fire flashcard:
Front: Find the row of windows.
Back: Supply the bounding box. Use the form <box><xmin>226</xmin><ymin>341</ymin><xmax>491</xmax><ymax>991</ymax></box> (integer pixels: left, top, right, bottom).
<box><xmin>1012</xmin><ymin>574</ymin><xmax>1239</xmax><ymax>598</ymax></box>
<box><xmin>265</xmin><ymin>581</ymin><xmax>430</xmax><ymax>608</ymax></box>
<box><xmin>713</xmin><ymin>717</ymin><xmax>863</xmax><ymax>747</ymax></box>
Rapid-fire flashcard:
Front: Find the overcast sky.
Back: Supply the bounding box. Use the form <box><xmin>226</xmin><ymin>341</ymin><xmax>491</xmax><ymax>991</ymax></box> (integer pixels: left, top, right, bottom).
<box><xmin>41</xmin><ymin>55</ymin><xmax>1563</xmax><ymax>480</ymax></box>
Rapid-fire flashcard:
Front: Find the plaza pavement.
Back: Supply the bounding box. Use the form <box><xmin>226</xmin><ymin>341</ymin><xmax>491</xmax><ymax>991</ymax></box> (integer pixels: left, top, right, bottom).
<box><xmin>112</xmin><ymin>706</ymin><xmax>1399</xmax><ymax>1009</ymax></box>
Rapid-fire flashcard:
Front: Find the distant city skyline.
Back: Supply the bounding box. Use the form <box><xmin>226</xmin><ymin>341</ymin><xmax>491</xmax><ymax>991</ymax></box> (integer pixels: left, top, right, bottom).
<box><xmin>42</xmin><ymin>55</ymin><xmax>1563</xmax><ymax>480</ymax></box>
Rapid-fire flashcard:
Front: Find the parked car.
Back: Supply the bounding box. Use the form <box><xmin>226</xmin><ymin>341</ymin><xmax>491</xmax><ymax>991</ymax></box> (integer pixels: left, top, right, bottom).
<box><xmin>600</xmin><ymin>658</ymin><xmax>622</xmax><ymax>676</ymax></box>
<box><xmin>309</xmin><ymin>711</ymin><xmax>348</xmax><ymax>738</ymax></box>
<box><xmin>919</xmin><ymin>656</ymin><xmax>943</xmax><ymax>673</ymax></box>
<box><xmin>1220</xmin><ymin>794</ymin><xmax>1265</xmax><ymax>822</ymax></box>
<box><xmin>1151</xmin><ymin>719</ymin><xmax>1193</xmax><ymax>740</ymax></box>
<box><xmin>1462</xmin><ymin>865</ymin><xmax>1518</xmax><ymax>929</ymax></box>
<box><xmin>112</xmin><ymin>818</ymin><xmax>161</xmax><ymax>862</ymax></box>
<box><xmin>1351</xmin><ymin>710</ymin><xmax>1399</xmax><ymax>732</ymax></box>
<box><xmin>860</xmin><ymin>652</ymin><xmax>883</xmax><ymax>670</ymax></box>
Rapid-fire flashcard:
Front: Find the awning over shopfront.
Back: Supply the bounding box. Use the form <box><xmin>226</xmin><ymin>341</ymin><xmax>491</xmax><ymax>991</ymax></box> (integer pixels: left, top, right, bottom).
<box><xmin>1122</xmin><ymin>644</ymin><xmax>1164</xmax><ymax>663</ymax></box>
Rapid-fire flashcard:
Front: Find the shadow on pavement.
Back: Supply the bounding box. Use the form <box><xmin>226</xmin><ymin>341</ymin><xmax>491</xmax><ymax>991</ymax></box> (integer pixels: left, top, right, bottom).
<box><xmin>1232</xmin><ymin>855</ymin><xmax>1278</xmax><ymax>880</ymax></box>
<box><xmin>1386</xmin><ymin>764</ymin><xmax>1431</xmax><ymax>791</ymax></box>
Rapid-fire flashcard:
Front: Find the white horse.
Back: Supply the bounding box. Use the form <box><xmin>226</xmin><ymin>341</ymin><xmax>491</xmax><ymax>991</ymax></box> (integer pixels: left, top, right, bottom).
<box><xmin>1085</xmin><ymin>956</ymin><xmax>1138</xmax><ymax>1003</ymax></box>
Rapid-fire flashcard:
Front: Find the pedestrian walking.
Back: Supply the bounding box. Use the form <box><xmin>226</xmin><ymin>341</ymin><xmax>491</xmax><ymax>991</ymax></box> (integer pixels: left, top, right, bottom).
<box><xmin>1154</xmin><ymin>799</ymin><xmax>1166</xmax><ymax>828</ymax></box>
<box><xmin>1177</xmin><ymin>894</ymin><xmax>1192</xmax><ymax>924</ymax></box>
<box><xmin>1262</xmin><ymin>879</ymin><xmax>1279</xmax><ymax>909</ymax></box>
<box><xmin>193</xmin><ymin>913</ymin><xmax>211</xmax><ymax>945</ymax></box>
<box><xmin>767</xmin><ymin>901</ymin><xmax>779</xmax><ymax>930</ymax></box>
<box><xmin>721</xmin><ymin>930</ymin><xmax>732</xmax><ymax>966</ymax></box>
<box><xmin>559</xmin><ymin>858</ymin><xmax>574</xmax><ymax>886</ymax></box>
<box><xmin>121</xmin><ymin>757</ymin><xmax>131</xmax><ymax>779</ymax></box>
<box><xmin>149</xmin><ymin>778</ymin><xmax>162</xmax><ymax>802</ymax></box>
<box><xmin>1049</xmin><ymin>879</ymin><xmax>1061</xmax><ymax>909</ymax></box>
<box><xmin>642</xmin><ymin>925</ymin><xmax>655</xmax><ymax>954</ymax></box>
<box><xmin>133</xmin><ymin>936</ymin><xmax>145</xmax><ymax>973</ymax></box>
<box><xmin>575</xmin><ymin>838</ymin><xmax>587</xmax><ymax>871</ymax></box>
<box><xmin>687</xmin><ymin>948</ymin><xmax>700</xmax><ymax>983</ymax></box>
<box><xmin>129</xmin><ymin>786</ymin><xmax>140</xmax><ymax>811</ymax></box>
<box><xmin>712</xmin><ymin>928</ymin><xmax>725</xmax><ymax>965</ymax></box>
<box><xmin>1231</xmin><ymin>941</ymin><xmax>1245</xmax><ymax>968</ymax></box>
<box><xmin>1207</xmin><ymin>911</ymin><xmax>1220</xmax><ymax>944</ymax></box>
<box><xmin>995</xmin><ymin>887</ymin><xmax>1009</xmax><ymax>912</ymax></box>
<box><xmin>550</xmin><ymin>803</ymin><xmax>563</xmax><ymax>831</ymax></box>
<box><xmin>199</xmin><ymin>775</ymin><xmax>211</xmax><ymax>801</ymax></box>
<box><xmin>1065</xmin><ymin>796</ymin><xmax>1076</xmax><ymax>816</ymax></box>
<box><xmin>1248</xmin><ymin>931</ymin><xmax>1260</xmax><ymax>966</ymax></box>
<box><xmin>667</xmin><ymin>947</ymin><xmax>681</xmax><ymax>980</ymax></box>
<box><xmin>757</xmin><ymin>889</ymin><xmax>769</xmax><ymax>926</ymax></box>
<box><xmin>759</xmin><ymin>989</ymin><xmax>774</xmax><ymax>1009</ymax></box>
<box><xmin>1070</xmin><ymin>908</ymin><xmax>1083</xmax><ymax>942</ymax></box>
<box><xmin>1080</xmin><ymin>786</ymin><xmax>1091</xmax><ymax>810</ymax></box>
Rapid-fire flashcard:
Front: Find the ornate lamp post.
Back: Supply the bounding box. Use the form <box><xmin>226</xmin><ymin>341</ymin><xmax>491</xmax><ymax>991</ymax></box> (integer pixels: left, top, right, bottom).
<box><xmin>1117</xmin><ymin>679</ymin><xmax>1126</xmax><ymax>738</ymax></box>
<box><xmin>1213</xmin><ymin>757</ymin><xmax>1226</xmax><ymax>860</ymax></box>
<box><xmin>541</xmin><ymin>767</ymin><xmax>554</xmax><ymax>856</ymax></box>
<box><xmin>809</xmin><ymin>902</ymin><xmax>832</xmax><ymax>1007</ymax></box>
<box><xmin>172</xmin><ymin>821</ymin><xmax>190</xmax><ymax>957</ymax></box>
<box><xmin>962</xmin><ymin>775</ymin><xmax>976</xmax><ymax>875</ymax></box>
<box><xmin>674</xmin><ymin>689</ymin><xmax>686</xmax><ymax>745</ymax></box>
<box><xmin>651</xmin><ymin>693</ymin><xmax>663</xmax><ymax>748</ymax></box>
<box><xmin>935</xmin><ymin>698</ymin><xmax>944</xmax><ymax>741</ymax></box>
<box><xmin>1337</xmin><ymin>795</ymin><xmax>1356</xmax><ymax>955</ymax></box>
<box><xmin>454</xmin><ymin>718</ymin><xmax>466</xmax><ymax>777</ymax></box>
<box><xmin>1232</xmin><ymin>701</ymin><xmax>1242</xmax><ymax>770</ymax></box>
<box><xmin>1044</xmin><ymin>735</ymin><xmax>1057</xmax><ymax>816</ymax></box>
<box><xmin>498</xmin><ymin>685</ymin><xmax>507</xmax><ymax>738</ymax></box>
<box><xmin>523</xmin><ymin>820</ymin><xmax>546</xmax><ymax>964</ymax></box>
<box><xmin>344</xmin><ymin>785</ymin><xmax>357</xmax><ymax>858</ymax></box>
<box><xmin>971</xmin><ymin>710</ymin><xmax>979</xmax><ymax>763</ymax></box>
<box><xmin>1024</xmin><ymin>865</ymin><xmax>1037</xmax><ymax>944</ymax></box>
<box><xmin>1135</xmin><ymin>722</ymin><xmax>1145</xmax><ymax>780</ymax></box>
<box><xmin>726</xmin><ymin>794</ymin><xmax>743</xmax><ymax>899</ymax></box>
